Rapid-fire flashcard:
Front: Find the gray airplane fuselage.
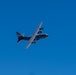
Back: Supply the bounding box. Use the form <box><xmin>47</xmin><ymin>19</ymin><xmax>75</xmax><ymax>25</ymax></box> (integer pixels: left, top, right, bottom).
<box><xmin>16</xmin><ymin>32</ymin><xmax>48</xmax><ymax>43</ymax></box>
<box><xmin>19</xmin><ymin>34</ymin><xmax>48</xmax><ymax>41</ymax></box>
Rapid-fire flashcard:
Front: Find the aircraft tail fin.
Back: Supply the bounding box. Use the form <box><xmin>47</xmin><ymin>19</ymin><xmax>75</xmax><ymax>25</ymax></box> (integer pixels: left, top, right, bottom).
<box><xmin>16</xmin><ymin>32</ymin><xmax>23</xmax><ymax>43</ymax></box>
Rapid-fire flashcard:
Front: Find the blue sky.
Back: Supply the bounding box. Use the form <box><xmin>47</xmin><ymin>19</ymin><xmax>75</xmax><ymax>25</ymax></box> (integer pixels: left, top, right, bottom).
<box><xmin>0</xmin><ymin>0</ymin><xmax>76</xmax><ymax>75</ymax></box>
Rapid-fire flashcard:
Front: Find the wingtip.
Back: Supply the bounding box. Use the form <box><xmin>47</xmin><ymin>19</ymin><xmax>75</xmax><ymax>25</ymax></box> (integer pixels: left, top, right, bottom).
<box><xmin>25</xmin><ymin>47</ymin><xmax>28</xmax><ymax>50</ymax></box>
<box><xmin>41</xmin><ymin>22</ymin><xmax>43</xmax><ymax>24</ymax></box>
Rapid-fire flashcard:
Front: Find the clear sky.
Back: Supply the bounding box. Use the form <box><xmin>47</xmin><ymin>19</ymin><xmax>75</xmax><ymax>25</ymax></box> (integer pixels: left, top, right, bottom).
<box><xmin>0</xmin><ymin>0</ymin><xmax>76</xmax><ymax>75</ymax></box>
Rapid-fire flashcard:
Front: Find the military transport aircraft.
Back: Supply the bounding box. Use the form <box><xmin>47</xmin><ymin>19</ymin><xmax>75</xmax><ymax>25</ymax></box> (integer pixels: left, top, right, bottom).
<box><xmin>16</xmin><ymin>22</ymin><xmax>48</xmax><ymax>49</ymax></box>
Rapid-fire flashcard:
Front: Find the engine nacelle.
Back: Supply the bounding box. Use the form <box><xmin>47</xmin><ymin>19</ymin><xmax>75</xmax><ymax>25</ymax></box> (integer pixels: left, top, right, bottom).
<box><xmin>38</xmin><ymin>31</ymin><xmax>42</xmax><ymax>34</ymax></box>
<box><xmin>32</xmin><ymin>41</ymin><xmax>36</xmax><ymax>44</ymax></box>
<box><xmin>39</xmin><ymin>27</ymin><xmax>44</xmax><ymax>30</ymax></box>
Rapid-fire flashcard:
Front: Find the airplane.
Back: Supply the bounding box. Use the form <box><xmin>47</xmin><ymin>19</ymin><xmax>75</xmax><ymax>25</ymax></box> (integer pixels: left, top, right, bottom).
<box><xmin>16</xmin><ymin>22</ymin><xmax>48</xmax><ymax>49</ymax></box>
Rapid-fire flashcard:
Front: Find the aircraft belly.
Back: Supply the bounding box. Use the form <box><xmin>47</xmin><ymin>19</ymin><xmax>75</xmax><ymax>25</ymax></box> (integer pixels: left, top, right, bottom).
<box><xmin>23</xmin><ymin>37</ymin><xmax>31</xmax><ymax>41</ymax></box>
<box><xmin>35</xmin><ymin>35</ymin><xmax>45</xmax><ymax>40</ymax></box>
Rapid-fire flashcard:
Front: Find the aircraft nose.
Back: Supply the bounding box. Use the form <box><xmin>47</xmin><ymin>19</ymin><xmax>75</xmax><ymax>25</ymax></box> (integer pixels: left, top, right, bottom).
<box><xmin>46</xmin><ymin>34</ymin><xmax>48</xmax><ymax>37</ymax></box>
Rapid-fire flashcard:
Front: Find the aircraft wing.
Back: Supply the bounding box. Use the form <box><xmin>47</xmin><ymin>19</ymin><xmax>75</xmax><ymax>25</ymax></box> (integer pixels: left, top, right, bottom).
<box><xmin>25</xmin><ymin>22</ymin><xmax>43</xmax><ymax>49</ymax></box>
